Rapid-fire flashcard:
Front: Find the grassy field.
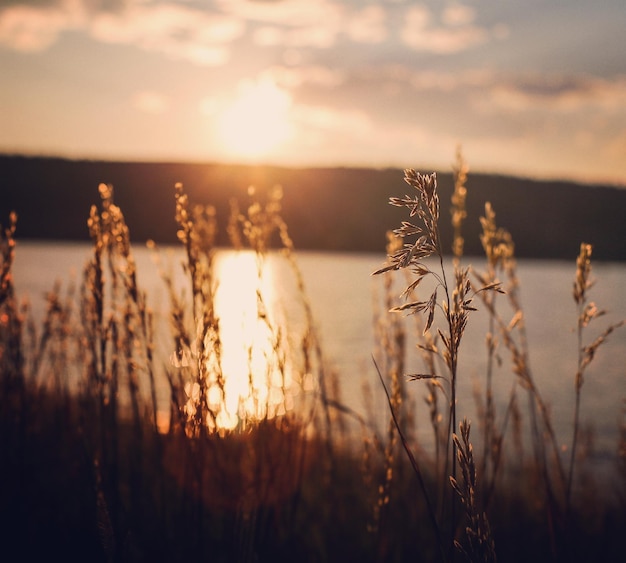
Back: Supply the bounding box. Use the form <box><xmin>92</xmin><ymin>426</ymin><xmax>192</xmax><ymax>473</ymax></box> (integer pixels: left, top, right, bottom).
<box><xmin>1</xmin><ymin>155</ymin><xmax>624</xmax><ymax>562</ymax></box>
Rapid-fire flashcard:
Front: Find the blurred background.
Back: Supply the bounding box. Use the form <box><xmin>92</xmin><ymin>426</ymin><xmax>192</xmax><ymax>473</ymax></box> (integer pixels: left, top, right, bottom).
<box><xmin>1</xmin><ymin>0</ymin><xmax>625</xmax><ymax>185</ymax></box>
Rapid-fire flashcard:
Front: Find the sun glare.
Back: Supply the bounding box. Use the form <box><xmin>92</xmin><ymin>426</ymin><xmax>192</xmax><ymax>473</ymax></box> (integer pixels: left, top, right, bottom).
<box><xmin>216</xmin><ymin>78</ymin><xmax>293</xmax><ymax>160</ymax></box>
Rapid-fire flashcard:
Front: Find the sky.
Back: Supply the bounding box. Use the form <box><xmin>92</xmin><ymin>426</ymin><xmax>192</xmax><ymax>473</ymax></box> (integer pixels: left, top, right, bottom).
<box><xmin>1</xmin><ymin>0</ymin><xmax>625</xmax><ymax>185</ymax></box>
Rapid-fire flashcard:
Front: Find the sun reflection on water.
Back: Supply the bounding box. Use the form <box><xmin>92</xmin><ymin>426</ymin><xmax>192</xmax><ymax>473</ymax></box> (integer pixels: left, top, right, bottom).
<box><xmin>176</xmin><ymin>249</ymin><xmax>302</xmax><ymax>433</ymax></box>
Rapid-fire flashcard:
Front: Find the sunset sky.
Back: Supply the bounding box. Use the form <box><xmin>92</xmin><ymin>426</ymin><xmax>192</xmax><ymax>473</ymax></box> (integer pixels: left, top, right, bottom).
<box><xmin>1</xmin><ymin>0</ymin><xmax>625</xmax><ymax>185</ymax></box>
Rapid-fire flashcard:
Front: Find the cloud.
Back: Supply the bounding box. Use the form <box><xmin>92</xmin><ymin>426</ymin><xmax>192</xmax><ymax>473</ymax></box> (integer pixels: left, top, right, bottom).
<box><xmin>220</xmin><ymin>0</ymin><xmax>387</xmax><ymax>48</ymax></box>
<box><xmin>487</xmin><ymin>74</ymin><xmax>626</xmax><ymax>113</ymax></box>
<box><xmin>90</xmin><ymin>3</ymin><xmax>243</xmax><ymax>66</ymax></box>
<box><xmin>0</xmin><ymin>0</ymin><xmax>387</xmax><ymax>62</ymax></box>
<box><xmin>215</xmin><ymin>0</ymin><xmax>343</xmax><ymax>29</ymax></box>
<box><xmin>0</xmin><ymin>1</ymin><xmax>83</xmax><ymax>52</ymax></box>
<box><xmin>382</xmin><ymin>65</ymin><xmax>626</xmax><ymax>117</ymax></box>
<box><xmin>442</xmin><ymin>3</ymin><xmax>475</xmax><ymax>27</ymax></box>
<box><xmin>281</xmin><ymin>23</ymin><xmax>338</xmax><ymax>49</ymax></box>
<box><xmin>0</xmin><ymin>1</ymin><xmax>505</xmax><ymax>61</ymax></box>
<box><xmin>408</xmin><ymin>68</ymin><xmax>494</xmax><ymax>92</ymax></box>
<box><xmin>0</xmin><ymin>0</ymin><xmax>244</xmax><ymax>65</ymax></box>
<box><xmin>264</xmin><ymin>64</ymin><xmax>345</xmax><ymax>89</ymax></box>
<box><xmin>346</xmin><ymin>5</ymin><xmax>387</xmax><ymax>44</ymax></box>
<box><xmin>401</xmin><ymin>3</ymin><xmax>493</xmax><ymax>54</ymax></box>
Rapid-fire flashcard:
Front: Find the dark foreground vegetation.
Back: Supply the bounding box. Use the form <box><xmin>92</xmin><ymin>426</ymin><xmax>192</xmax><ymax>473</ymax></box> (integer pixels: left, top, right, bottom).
<box><xmin>1</xmin><ymin>154</ymin><xmax>624</xmax><ymax>562</ymax></box>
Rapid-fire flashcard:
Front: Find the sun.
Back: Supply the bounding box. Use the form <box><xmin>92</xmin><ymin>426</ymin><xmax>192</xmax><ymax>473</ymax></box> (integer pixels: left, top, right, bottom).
<box><xmin>216</xmin><ymin>78</ymin><xmax>293</xmax><ymax>160</ymax></box>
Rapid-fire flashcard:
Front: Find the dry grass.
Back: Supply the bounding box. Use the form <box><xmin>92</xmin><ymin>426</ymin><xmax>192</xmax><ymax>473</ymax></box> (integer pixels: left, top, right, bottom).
<box><xmin>1</xmin><ymin>157</ymin><xmax>625</xmax><ymax>562</ymax></box>
<box><xmin>373</xmin><ymin>152</ymin><xmax>625</xmax><ymax>562</ymax></box>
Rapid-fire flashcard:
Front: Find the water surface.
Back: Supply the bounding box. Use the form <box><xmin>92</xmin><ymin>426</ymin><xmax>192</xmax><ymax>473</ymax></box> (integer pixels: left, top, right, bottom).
<box><xmin>13</xmin><ymin>240</ymin><xmax>626</xmax><ymax>463</ymax></box>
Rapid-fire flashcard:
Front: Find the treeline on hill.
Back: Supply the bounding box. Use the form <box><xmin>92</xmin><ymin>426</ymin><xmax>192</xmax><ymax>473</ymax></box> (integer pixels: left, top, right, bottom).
<box><xmin>1</xmin><ymin>154</ymin><xmax>625</xmax><ymax>261</ymax></box>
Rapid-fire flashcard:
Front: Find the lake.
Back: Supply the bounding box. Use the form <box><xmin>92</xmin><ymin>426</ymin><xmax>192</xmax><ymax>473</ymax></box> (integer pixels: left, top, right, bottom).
<box><xmin>11</xmin><ymin>240</ymin><xmax>626</xmax><ymax>467</ymax></box>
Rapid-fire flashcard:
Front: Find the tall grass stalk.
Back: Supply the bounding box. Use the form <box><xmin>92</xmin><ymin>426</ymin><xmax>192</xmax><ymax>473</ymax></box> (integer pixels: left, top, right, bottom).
<box><xmin>471</xmin><ymin>199</ymin><xmax>575</xmax><ymax>555</ymax></box>
<box><xmin>567</xmin><ymin>242</ymin><xmax>624</xmax><ymax>511</ymax></box>
<box><xmin>473</xmin><ymin>202</ymin><xmax>520</xmax><ymax>507</ymax></box>
<box><xmin>374</xmin><ymin>165</ymin><xmax>501</xmax><ymax>558</ymax></box>
<box><xmin>450</xmin><ymin>419</ymin><xmax>497</xmax><ymax>563</ymax></box>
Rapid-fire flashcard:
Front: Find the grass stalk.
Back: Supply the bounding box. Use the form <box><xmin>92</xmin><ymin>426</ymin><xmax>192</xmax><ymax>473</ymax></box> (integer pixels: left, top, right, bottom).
<box><xmin>374</xmin><ymin>166</ymin><xmax>501</xmax><ymax>557</ymax></box>
<box><xmin>567</xmin><ymin>242</ymin><xmax>624</xmax><ymax>511</ymax></box>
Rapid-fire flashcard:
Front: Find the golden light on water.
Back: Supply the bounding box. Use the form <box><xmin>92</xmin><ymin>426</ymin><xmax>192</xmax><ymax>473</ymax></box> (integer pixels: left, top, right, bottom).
<box><xmin>176</xmin><ymin>250</ymin><xmax>301</xmax><ymax>433</ymax></box>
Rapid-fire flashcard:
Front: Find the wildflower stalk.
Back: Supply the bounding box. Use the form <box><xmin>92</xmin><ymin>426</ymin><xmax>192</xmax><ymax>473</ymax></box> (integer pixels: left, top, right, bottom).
<box><xmin>450</xmin><ymin>146</ymin><xmax>468</xmax><ymax>266</ymax></box>
<box><xmin>475</xmin><ymin>202</ymin><xmax>516</xmax><ymax>498</ymax></box>
<box><xmin>450</xmin><ymin>419</ymin><xmax>497</xmax><ymax>563</ymax></box>
<box><xmin>567</xmin><ymin>243</ymin><xmax>624</xmax><ymax>510</ymax></box>
<box><xmin>569</xmin><ymin>243</ymin><xmax>593</xmax><ymax>509</ymax></box>
<box><xmin>370</xmin><ymin>231</ymin><xmax>410</xmax><ymax>547</ymax></box>
<box><xmin>174</xmin><ymin>182</ymin><xmax>224</xmax><ymax>435</ymax></box>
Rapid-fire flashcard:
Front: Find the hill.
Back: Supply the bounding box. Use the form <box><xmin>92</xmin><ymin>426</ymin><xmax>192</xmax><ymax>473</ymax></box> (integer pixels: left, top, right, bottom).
<box><xmin>1</xmin><ymin>155</ymin><xmax>625</xmax><ymax>261</ymax></box>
